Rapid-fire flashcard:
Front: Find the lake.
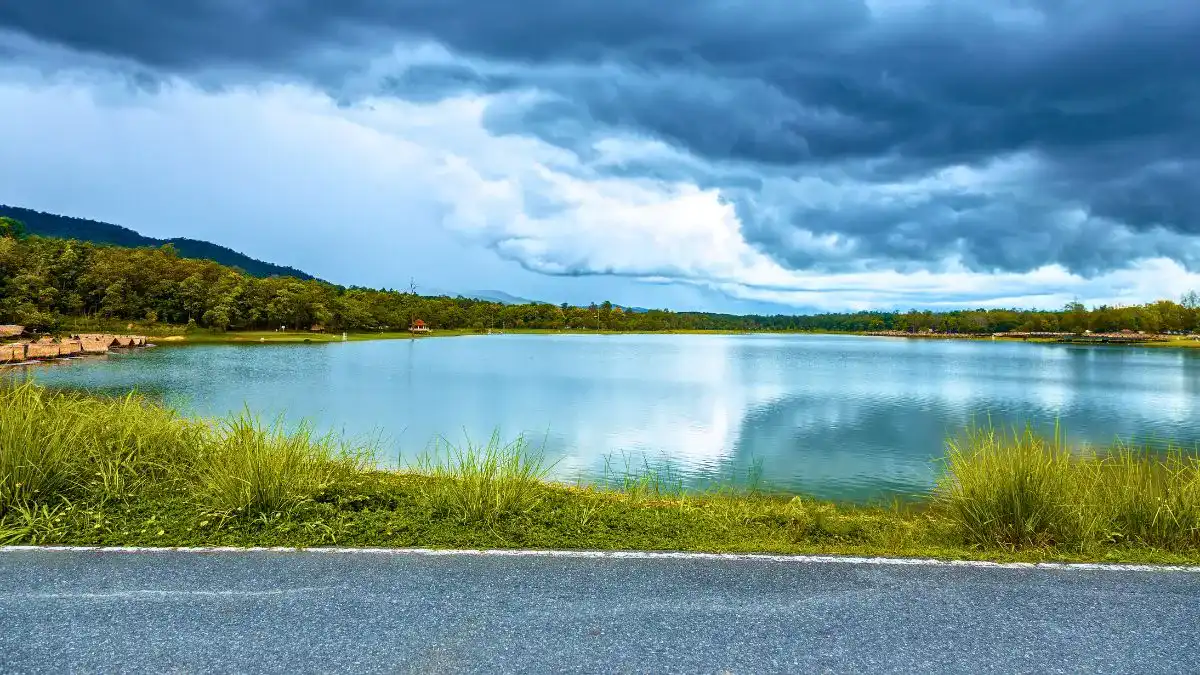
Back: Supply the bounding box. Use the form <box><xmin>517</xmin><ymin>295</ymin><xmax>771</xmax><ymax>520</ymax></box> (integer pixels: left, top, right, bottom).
<box><xmin>12</xmin><ymin>334</ymin><xmax>1200</xmax><ymax>501</ymax></box>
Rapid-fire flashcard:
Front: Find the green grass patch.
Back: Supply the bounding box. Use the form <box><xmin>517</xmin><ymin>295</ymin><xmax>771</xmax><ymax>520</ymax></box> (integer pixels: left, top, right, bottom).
<box><xmin>1</xmin><ymin>382</ymin><xmax>1198</xmax><ymax>563</ymax></box>
<box><xmin>194</xmin><ymin>414</ymin><xmax>371</xmax><ymax>516</ymax></box>
<box><xmin>939</xmin><ymin>425</ymin><xmax>1200</xmax><ymax>551</ymax></box>
<box><xmin>407</xmin><ymin>433</ymin><xmax>552</xmax><ymax>523</ymax></box>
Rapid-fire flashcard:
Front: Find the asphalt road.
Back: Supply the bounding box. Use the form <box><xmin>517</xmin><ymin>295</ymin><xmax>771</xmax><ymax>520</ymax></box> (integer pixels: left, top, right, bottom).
<box><xmin>1</xmin><ymin>549</ymin><xmax>1198</xmax><ymax>674</ymax></box>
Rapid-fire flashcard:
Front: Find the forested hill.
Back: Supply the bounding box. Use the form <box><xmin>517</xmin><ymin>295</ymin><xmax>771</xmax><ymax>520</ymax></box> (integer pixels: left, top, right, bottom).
<box><xmin>0</xmin><ymin>205</ymin><xmax>315</xmax><ymax>281</ymax></box>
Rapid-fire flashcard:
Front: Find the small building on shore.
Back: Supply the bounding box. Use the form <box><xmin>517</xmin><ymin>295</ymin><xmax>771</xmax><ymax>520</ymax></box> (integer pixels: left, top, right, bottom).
<box><xmin>409</xmin><ymin>319</ymin><xmax>430</xmax><ymax>334</ymax></box>
<box><xmin>78</xmin><ymin>335</ymin><xmax>117</xmax><ymax>354</ymax></box>
<box><xmin>1</xmin><ymin>333</ymin><xmax>149</xmax><ymax>366</ymax></box>
<box><xmin>0</xmin><ymin>325</ymin><xmax>25</xmax><ymax>339</ymax></box>
<box><xmin>0</xmin><ymin>343</ymin><xmax>27</xmax><ymax>363</ymax></box>
<box><xmin>25</xmin><ymin>342</ymin><xmax>61</xmax><ymax>359</ymax></box>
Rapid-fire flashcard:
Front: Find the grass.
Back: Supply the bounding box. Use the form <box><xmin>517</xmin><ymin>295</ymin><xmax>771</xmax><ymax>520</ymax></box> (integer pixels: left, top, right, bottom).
<box><xmin>408</xmin><ymin>433</ymin><xmax>553</xmax><ymax>523</ymax></box>
<box><xmin>1</xmin><ymin>382</ymin><xmax>1198</xmax><ymax>563</ymax></box>
<box><xmin>939</xmin><ymin>425</ymin><xmax>1200</xmax><ymax>551</ymax></box>
<box><xmin>194</xmin><ymin>414</ymin><xmax>371</xmax><ymax>515</ymax></box>
<box><xmin>1139</xmin><ymin>337</ymin><xmax>1200</xmax><ymax>349</ymax></box>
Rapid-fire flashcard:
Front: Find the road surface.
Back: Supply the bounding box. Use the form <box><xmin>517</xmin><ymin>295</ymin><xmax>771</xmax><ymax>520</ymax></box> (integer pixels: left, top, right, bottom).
<box><xmin>1</xmin><ymin>548</ymin><xmax>1198</xmax><ymax>673</ymax></box>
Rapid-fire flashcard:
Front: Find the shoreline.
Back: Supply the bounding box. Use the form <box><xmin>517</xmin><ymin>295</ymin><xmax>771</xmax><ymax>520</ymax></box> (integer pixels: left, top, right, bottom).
<box><xmin>29</xmin><ymin>325</ymin><xmax>1198</xmax><ymax>349</ymax></box>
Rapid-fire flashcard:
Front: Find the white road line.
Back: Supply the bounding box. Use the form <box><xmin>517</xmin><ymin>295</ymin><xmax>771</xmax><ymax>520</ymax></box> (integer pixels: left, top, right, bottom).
<box><xmin>8</xmin><ymin>587</ymin><xmax>338</xmax><ymax>600</ymax></box>
<box><xmin>1</xmin><ymin>546</ymin><xmax>1197</xmax><ymax>572</ymax></box>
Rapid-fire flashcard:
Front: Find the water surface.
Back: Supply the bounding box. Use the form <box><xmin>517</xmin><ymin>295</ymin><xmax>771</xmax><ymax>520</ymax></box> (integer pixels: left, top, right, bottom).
<box><xmin>14</xmin><ymin>334</ymin><xmax>1200</xmax><ymax>500</ymax></box>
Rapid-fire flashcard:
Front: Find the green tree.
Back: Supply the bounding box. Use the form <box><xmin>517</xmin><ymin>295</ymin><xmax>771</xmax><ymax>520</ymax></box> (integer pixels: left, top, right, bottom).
<box><xmin>1062</xmin><ymin>301</ymin><xmax>1088</xmax><ymax>333</ymax></box>
<box><xmin>0</xmin><ymin>216</ymin><xmax>26</xmax><ymax>239</ymax></box>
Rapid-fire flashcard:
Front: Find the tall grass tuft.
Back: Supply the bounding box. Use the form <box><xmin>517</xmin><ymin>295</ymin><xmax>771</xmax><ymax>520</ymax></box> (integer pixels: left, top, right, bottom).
<box><xmin>1091</xmin><ymin>446</ymin><xmax>1200</xmax><ymax>549</ymax></box>
<box><xmin>938</xmin><ymin>424</ymin><xmax>1200</xmax><ymax>551</ymax></box>
<box><xmin>0</xmin><ymin>384</ymin><xmax>79</xmax><ymax>516</ymax></box>
<box><xmin>194</xmin><ymin>413</ymin><xmax>369</xmax><ymax>517</ymax></box>
<box><xmin>410</xmin><ymin>432</ymin><xmax>551</xmax><ymax>523</ymax></box>
<box><xmin>938</xmin><ymin>424</ymin><xmax>1086</xmax><ymax>549</ymax></box>
<box><xmin>597</xmin><ymin>451</ymin><xmax>686</xmax><ymax>500</ymax></box>
<box><xmin>1</xmin><ymin>382</ymin><xmax>369</xmax><ymax>519</ymax></box>
<box><xmin>0</xmin><ymin>382</ymin><xmax>209</xmax><ymax>512</ymax></box>
<box><xmin>71</xmin><ymin>390</ymin><xmax>206</xmax><ymax>505</ymax></box>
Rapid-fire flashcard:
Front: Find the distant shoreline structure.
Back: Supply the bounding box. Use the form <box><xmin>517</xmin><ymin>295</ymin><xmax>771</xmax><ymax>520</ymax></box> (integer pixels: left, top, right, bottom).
<box><xmin>1</xmin><ymin>328</ymin><xmax>151</xmax><ymax>366</ymax></box>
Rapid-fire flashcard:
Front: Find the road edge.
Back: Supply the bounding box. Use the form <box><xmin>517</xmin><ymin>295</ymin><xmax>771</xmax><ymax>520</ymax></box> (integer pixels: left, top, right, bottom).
<box><xmin>2</xmin><ymin>545</ymin><xmax>1198</xmax><ymax>572</ymax></box>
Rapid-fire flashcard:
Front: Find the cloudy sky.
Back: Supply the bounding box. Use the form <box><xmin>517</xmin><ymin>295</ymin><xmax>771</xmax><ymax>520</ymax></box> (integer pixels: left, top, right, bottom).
<box><xmin>2</xmin><ymin>1</ymin><xmax>1199</xmax><ymax>313</ymax></box>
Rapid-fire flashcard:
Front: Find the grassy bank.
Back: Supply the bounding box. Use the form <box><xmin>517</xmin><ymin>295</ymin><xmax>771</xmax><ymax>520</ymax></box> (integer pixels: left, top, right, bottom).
<box><xmin>2</xmin><ymin>383</ymin><xmax>1198</xmax><ymax>563</ymax></box>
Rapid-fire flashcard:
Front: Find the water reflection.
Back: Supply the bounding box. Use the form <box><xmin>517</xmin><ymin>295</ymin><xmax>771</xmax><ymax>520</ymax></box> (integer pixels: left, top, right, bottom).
<box><xmin>12</xmin><ymin>334</ymin><xmax>1200</xmax><ymax>501</ymax></box>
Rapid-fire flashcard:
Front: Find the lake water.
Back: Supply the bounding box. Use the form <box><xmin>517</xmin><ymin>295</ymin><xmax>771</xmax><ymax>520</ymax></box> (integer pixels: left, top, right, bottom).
<box><xmin>12</xmin><ymin>334</ymin><xmax>1200</xmax><ymax>501</ymax></box>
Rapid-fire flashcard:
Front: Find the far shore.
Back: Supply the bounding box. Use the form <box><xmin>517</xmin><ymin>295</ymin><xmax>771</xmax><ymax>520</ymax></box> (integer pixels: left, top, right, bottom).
<box><xmin>8</xmin><ymin>325</ymin><xmax>1200</xmax><ymax>350</ymax></box>
<box><xmin>150</xmin><ymin>327</ymin><xmax>1200</xmax><ymax>349</ymax></box>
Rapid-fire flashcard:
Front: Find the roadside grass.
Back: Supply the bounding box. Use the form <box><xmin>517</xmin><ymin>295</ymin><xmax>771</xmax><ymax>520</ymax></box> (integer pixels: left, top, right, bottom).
<box><xmin>407</xmin><ymin>433</ymin><xmax>552</xmax><ymax>523</ymax></box>
<box><xmin>1</xmin><ymin>382</ymin><xmax>1198</xmax><ymax>563</ymax></box>
<box><xmin>938</xmin><ymin>425</ymin><xmax>1200</xmax><ymax>552</ymax></box>
<box><xmin>194</xmin><ymin>414</ymin><xmax>372</xmax><ymax>516</ymax></box>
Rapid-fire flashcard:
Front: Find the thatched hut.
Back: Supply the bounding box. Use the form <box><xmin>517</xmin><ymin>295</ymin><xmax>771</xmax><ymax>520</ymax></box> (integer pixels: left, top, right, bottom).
<box><xmin>59</xmin><ymin>340</ymin><xmax>83</xmax><ymax>356</ymax></box>
<box><xmin>0</xmin><ymin>325</ymin><xmax>25</xmax><ymax>339</ymax></box>
<box><xmin>26</xmin><ymin>342</ymin><xmax>61</xmax><ymax>359</ymax></box>
<box><xmin>81</xmin><ymin>338</ymin><xmax>108</xmax><ymax>354</ymax></box>
<box><xmin>0</xmin><ymin>343</ymin><xmax>26</xmax><ymax>363</ymax></box>
<box><xmin>78</xmin><ymin>334</ymin><xmax>117</xmax><ymax>354</ymax></box>
<box><xmin>114</xmin><ymin>336</ymin><xmax>135</xmax><ymax>348</ymax></box>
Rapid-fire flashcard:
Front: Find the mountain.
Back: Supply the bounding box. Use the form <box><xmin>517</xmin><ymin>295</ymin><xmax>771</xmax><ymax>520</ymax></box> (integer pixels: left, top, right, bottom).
<box><xmin>0</xmin><ymin>205</ymin><xmax>316</xmax><ymax>280</ymax></box>
<box><xmin>466</xmin><ymin>290</ymin><xmax>541</xmax><ymax>305</ymax></box>
<box><xmin>423</xmin><ymin>287</ymin><xmax>541</xmax><ymax>305</ymax></box>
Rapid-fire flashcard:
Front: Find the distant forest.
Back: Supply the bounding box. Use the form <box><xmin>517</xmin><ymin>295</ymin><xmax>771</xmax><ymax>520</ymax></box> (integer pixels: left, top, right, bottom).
<box><xmin>0</xmin><ymin>205</ymin><xmax>315</xmax><ymax>281</ymax></box>
<box><xmin>2</xmin><ymin>215</ymin><xmax>1199</xmax><ymax>334</ymax></box>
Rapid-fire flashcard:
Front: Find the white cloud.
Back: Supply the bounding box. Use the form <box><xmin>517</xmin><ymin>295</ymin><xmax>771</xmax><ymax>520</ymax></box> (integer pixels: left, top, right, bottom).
<box><xmin>1</xmin><ymin>60</ymin><xmax>1197</xmax><ymax>312</ymax></box>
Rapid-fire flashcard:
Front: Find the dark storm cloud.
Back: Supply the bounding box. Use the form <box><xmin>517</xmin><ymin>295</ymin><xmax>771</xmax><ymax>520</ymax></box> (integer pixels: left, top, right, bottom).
<box><xmin>378</xmin><ymin>63</ymin><xmax>520</xmax><ymax>102</ymax></box>
<box><xmin>0</xmin><ymin>1</ymin><xmax>867</xmax><ymax>70</ymax></box>
<box><xmin>4</xmin><ymin>0</ymin><xmax>1200</xmax><ymax>277</ymax></box>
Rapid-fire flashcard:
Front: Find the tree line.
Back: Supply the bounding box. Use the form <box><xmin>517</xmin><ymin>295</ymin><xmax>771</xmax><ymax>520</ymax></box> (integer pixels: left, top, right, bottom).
<box><xmin>2</xmin><ymin>218</ymin><xmax>1199</xmax><ymax>335</ymax></box>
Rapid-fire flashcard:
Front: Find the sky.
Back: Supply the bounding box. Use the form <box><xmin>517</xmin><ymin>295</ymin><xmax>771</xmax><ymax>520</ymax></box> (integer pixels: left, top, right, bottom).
<box><xmin>1</xmin><ymin>1</ymin><xmax>1199</xmax><ymax>314</ymax></box>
